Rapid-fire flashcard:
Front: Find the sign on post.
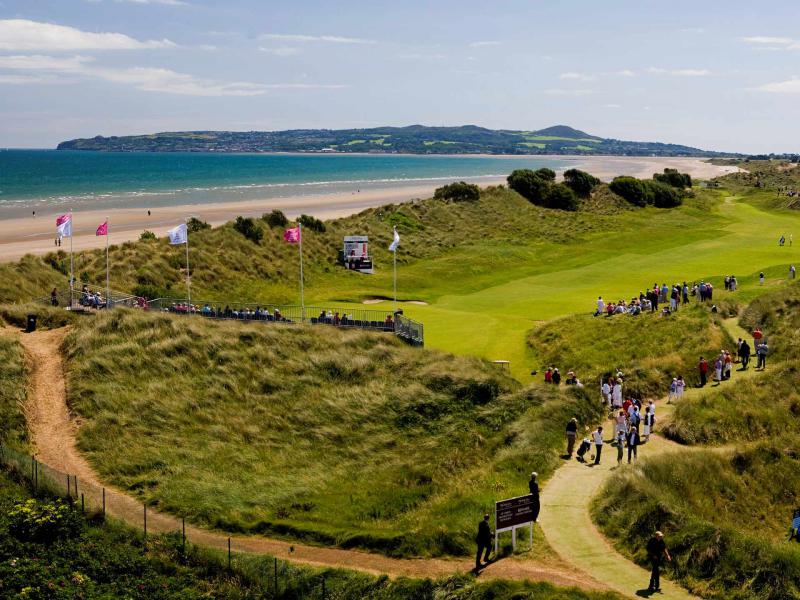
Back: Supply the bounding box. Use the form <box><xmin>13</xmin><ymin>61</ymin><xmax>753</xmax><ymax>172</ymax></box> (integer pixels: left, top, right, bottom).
<box><xmin>495</xmin><ymin>494</ymin><xmax>535</xmax><ymax>554</ymax></box>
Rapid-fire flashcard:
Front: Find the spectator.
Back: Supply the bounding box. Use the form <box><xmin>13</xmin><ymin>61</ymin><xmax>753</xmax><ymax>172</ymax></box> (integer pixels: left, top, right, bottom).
<box><xmin>616</xmin><ymin>430</ymin><xmax>626</xmax><ymax>465</ymax></box>
<box><xmin>475</xmin><ymin>514</ymin><xmax>493</xmax><ymax>571</ymax></box>
<box><xmin>646</xmin><ymin>531</ymin><xmax>672</xmax><ymax>593</ymax></box>
<box><xmin>552</xmin><ymin>368</ymin><xmax>561</xmax><ymax>385</ymax></box>
<box><xmin>592</xmin><ymin>426</ymin><xmax>604</xmax><ymax>465</ymax></box>
<box><xmin>565</xmin><ymin>418</ymin><xmax>578</xmax><ymax>457</ymax></box>
<box><xmin>698</xmin><ymin>356</ymin><xmax>709</xmax><ymax>387</ymax></box>
<box><xmin>756</xmin><ymin>341</ymin><xmax>769</xmax><ymax>369</ymax></box>
<box><xmin>626</xmin><ymin>427</ymin><xmax>640</xmax><ymax>463</ymax></box>
<box><xmin>740</xmin><ymin>340</ymin><xmax>751</xmax><ymax>370</ymax></box>
<box><xmin>528</xmin><ymin>472</ymin><xmax>540</xmax><ymax>523</ymax></box>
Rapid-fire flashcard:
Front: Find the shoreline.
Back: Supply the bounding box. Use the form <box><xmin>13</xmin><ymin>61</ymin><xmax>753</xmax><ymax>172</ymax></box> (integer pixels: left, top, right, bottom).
<box><xmin>0</xmin><ymin>156</ymin><xmax>738</xmax><ymax>263</ymax></box>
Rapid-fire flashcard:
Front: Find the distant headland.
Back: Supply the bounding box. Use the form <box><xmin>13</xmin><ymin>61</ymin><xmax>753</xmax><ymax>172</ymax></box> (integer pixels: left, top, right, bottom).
<box><xmin>56</xmin><ymin>124</ymin><xmax>739</xmax><ymax>157</ymax></box>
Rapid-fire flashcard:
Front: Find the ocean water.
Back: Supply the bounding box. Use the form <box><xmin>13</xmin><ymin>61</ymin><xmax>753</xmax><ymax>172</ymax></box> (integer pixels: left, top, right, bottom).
<box><xmin>0</xmin><ymin>150</ymin><xmax>575</xmax><ymax>216</ymax></box>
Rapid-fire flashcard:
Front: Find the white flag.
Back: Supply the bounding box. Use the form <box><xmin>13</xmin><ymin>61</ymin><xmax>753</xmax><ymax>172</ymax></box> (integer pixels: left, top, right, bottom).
<box><xmin>56</xmin><ymin>213</ymin><xmax>72</xmax><ymax>238</ymax></box>
<box><xmin>389</xmin><ymin>227</ymin><xmax>400</xmax><ymax>252</ymax></box>
<box><xmin>168</xmin><ymin>223</ymin><xmax>188</xmax><ymax>245</ymax></box>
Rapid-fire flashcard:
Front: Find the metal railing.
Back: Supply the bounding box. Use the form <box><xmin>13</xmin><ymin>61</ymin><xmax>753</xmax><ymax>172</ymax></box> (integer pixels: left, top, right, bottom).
<box><xmin>38</xmin><ymin>283</ymin><xmax>142</xmax><ymax>310</ymax></box>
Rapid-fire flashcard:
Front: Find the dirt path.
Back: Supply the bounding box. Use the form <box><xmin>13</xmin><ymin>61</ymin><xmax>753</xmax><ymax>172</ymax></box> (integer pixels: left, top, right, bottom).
<box><xmin>6</xmin><ymin>326</ymin><xmax>604</xmax><ymax>591</ymax></box>
<box><xmin>538</xmin><ymin>315</ymin><xmax>762</xmax><ymax>599</ymax></box>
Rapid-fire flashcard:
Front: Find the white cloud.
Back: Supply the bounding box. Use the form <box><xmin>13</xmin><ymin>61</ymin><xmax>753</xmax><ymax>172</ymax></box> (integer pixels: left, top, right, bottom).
<box><xmin>396</xmin><ymin>52</ymin><xmax>446</xmax><ymax>60</ymax></box>
<box><xmin>260</xmin><ymin>33</ymin><xmax>375</xmax><ymax>44</ymax></box>
<box><xmin>617</xmin><ymin>69</ymin><xmax>636</xmax><ymax>77</ymax></box>
<box><xmin>545</xmin><ymin>88</ymin><xmax>595</xmax><ymax>96</ymax></box>
<box><xmin>0</xmin><ymin>54</ymin><xmax>94</xmax><ymax>70</ymax></box>
<box><xmin>258</xmin><ymin>46</ymin><xmax>301</xmax><ymax>56</ymax></box>
<box><xmin>559</xmin><ymin>72</ymin><xmax>596</xmax><ymax>82</ymax></box>
<box><xmin>0</xmin><ymin>53</ymin><xmax>346</xmax><ymax>96</ymax></box>
<box><xmin>743</xmin><ymin>36</ymin><xmax>800</xmax><ymax>50</ymax></box>
<box><xmin>469</xmin><ymin>41</ymin><xmax>500</xmax><ymax>47</ymax></box>
<box><xmin>647</xmin><ymin>67</ymin><xmax>711</xmax><ymax>76</ymax></box>
<box><xmin>755</xmin><ymin>77</ymin><xmax>800</xmax><ymax>94</ymax></box>
<box><xmin>115</xmin><ymin>0</ymin><xmax>188</xmax><ymax>5</ymax></box>
<box><xmin>0</xmin><ymin>19</ymin><xmax>175</xmax><ymax>51</ymax></box>
<box><xmin>603</xmin><ymin>103</ymin><xmax>621</xmax><ymax>108</ymax></box>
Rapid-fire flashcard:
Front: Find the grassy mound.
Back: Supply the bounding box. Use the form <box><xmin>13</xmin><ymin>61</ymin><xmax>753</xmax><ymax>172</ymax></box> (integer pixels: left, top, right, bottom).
<box><xmin>665</xmin><ymin>364</ymin><xmax>800</xmax><ymax>445</ymax></box>
<box><xmin>593</xmin><ymin>442</ymin><xmax>800</xmax><ymax>600</ymax></box>
<box><xmin>65</xmin><ymin>309</ymin><xmax>605</xmax><ymax>557</ymax></box>
<box><xmin>0</xmin><ymin>336</ymin><xmax>27</xmax><ymax>451</ymax></box>
<box><xmin>528</xmin><ymin>305</ymin><xmax>732</xmax><ymax>397</ymax></box>
<box><xmin>739</xmin><ymin>281</ymin><xmax>800</xmax><ymax>360</ymax></box>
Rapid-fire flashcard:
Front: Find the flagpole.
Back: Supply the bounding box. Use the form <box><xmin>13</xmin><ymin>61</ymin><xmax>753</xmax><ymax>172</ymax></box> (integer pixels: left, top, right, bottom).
<box><xmin>105</xmin><ymin>217</ymin><xmax>110</xmax><ymax>308</ymax></box>
<box><xmin>393</xmin><ymin>247</ymin><xmax>397</xmax><ymax>313</ymax></box>
<box><xmin>298</xmin><ymin>223</ymin><xmax>305</xmax><ymax>322</ymax></box>
<box><xmin>185</xmin><ymin>218</ymin><xmax>191</xmax><ymax>304</ymax></box>
<box><xmin>69</xmin><ymin>208</ymin><xmax>74</xmax><ymax>308</ymax></box>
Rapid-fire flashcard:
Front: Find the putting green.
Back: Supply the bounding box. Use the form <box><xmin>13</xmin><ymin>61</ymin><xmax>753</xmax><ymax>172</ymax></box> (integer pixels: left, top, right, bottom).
<box><xmin>356</xmin><ymin>196</ymin><xmax>800</xmax><ymax>380</ymax></box>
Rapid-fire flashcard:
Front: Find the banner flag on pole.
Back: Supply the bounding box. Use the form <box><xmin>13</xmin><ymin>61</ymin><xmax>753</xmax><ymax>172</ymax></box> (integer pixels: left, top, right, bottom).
<box><xmin>168</xmin><ymin>223</ymin><xmax>188</xmax><ymax>245</ymax></box>
<box><xmin>56</xmin><ymin>213</ymin><xmax>72</xmax><ymax>238</ymax></box>
<box><xmin>284</xmin><ymin>226</ymin><xmax>301</xmax><ymax>243</ymax></box>
<box><xmin>389</xmin><ymin>226</ymin><xmax>400</xmax><ymax>252</ymax></box>
<box><xmin>96</xmin><ymin>221</ymin><xmax>108</xmax><ymax>236</ymax></box>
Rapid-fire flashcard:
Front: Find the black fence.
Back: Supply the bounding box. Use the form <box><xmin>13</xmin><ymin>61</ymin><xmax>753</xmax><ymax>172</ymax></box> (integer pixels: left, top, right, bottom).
<box><xmin>147</xmin><ymin>298</ymin><xmax>425</xmax><ymax>346</ymax></box>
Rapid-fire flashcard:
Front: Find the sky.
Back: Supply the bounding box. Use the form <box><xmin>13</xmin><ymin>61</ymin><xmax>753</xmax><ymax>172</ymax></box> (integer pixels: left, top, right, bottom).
<box><xmin>0</xmin><ymin>0</ymin><xmax>799</xmax><ymax>153</ymax></box>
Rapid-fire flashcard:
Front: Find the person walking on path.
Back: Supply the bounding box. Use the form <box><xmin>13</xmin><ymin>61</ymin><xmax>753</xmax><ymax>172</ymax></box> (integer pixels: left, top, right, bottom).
<box><xmin>676</xmin><ymin>376</ymin><xmax>685</xmax><ymax>401</ymax></box>
<box><xmin>714</xmin><ymin>355</ymin><xmax>723</xmax><ymax>384</ymax></box>
<box><xmin>626</xmin><ymin>427</ymin><xmax>640</xmax><ymax>463</ymax></box>
<box><xmin>724</xmin><ymin>351</ymin><xmax>733</xmax><ymax>380</ymax></box>
<box><xmin>756</xmin><ymin>341</ymin><xmax>769</xmax><ymax>370</ymax></box>
<box><xmin>790</xmin><ymin>265</ymin><xmax>796</xmax><ymax>280</ymax></box>
<box><xmin>592</xmin><ymin>426</ymin><xmax>604</xmax><ymax>465</ymax></box>
<box><xmin>667</xmin><ymin>378</ymin><xmax>678</xmax><ymax>403</ymax></box>
<box><xmin>760</xmin><ymin>272</ymin><xmax>765</xmax><ymax>285</ymax></box>
<box><xmin>646</xmin><ymin>531</ymin><xmax>672</xmax><ymax>593</ymax></box>
<box><xmin>528</xmin><ymin>472</ymin><xmax>540</xmax><ymax>523</ymax></box>
<box><xmin>698</xmin><ymin>356</ymin><xmax>709</xmax><ymax>387</ymax></box>
<box><xmin>475</xmin><ymin>514</ymin><xmax>493</xmax><ymax>571</ymax></box>
<box><xmin>616</xmin><ymin>430</ymin><xmax>626</xmax><ymax>465</ymax></box>
<box><xmin>565</xmin><ymin>418</ymin><xmax>578</xmax><ymax>457</ymax></box>
<box><xmin>643</xmin><ymin>404</ymin><xmax>654</xmax><ymax>441</ymax></box>
<box><xmin>740</xmin><ymin>340</ymin><xmax>751</xmax><ymax>370</ymax></box>
<box><xmin>552</xmin><ymin>368</ymin><xmax>561</xmax><ymax>385</ymax></box>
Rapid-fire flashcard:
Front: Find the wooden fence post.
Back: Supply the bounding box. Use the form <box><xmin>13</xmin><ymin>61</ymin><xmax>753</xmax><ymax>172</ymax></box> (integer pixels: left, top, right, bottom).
<box><xmin>143</xmin><ymin>504</ymin><xmax>147</xmax><ymax>538</ymax></box>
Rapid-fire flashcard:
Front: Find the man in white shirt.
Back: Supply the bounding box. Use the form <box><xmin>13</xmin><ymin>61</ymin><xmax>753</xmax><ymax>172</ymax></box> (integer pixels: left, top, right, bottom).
<box><xmin>595</xmin><ymin>296</ymin><xmax>605</xmax><ymax>316</ymax></box>
<box><xmin>592</xmin><ymin>427</ymin><xmax>604</xmax><ymax>465</ymax></box>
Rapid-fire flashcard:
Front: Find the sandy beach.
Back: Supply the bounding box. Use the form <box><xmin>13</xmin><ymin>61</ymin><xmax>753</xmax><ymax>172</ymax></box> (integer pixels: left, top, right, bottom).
<box><xmin>0</xmin><ymin>156</ymin><xmax>738</xmax><ymax>262</ymax></box>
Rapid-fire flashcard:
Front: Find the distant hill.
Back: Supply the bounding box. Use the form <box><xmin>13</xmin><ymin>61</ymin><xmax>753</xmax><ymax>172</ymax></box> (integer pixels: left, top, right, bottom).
<box><xmin>56</xmin><ymin>124</ymin><xmax>737</xmax><ymax>157</ymax></box>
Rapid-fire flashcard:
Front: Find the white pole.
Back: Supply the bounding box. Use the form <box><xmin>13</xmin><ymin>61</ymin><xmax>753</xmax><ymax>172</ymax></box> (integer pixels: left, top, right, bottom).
<box><xmin>105</xmin><ymin>217</ymin><xmax>110</xmax><ymax>308</ymax></box>
<box><xmin>393</xmin><ymin>247</ymin><xmax>397</xmax><ymax>313</ymax></box>
<box><xmin>69</xmin><ymin>208</ymin><xmax>74</xmax><ymax>308</ymax></box>
<box><xmin>299</xmin><ymin>223</ymin><xmax>305</xmax><ymax>321</ymax></box>
<box><xmin>185</xmin><ymin>218</ymin><xmax>191</xmax><ymax>303</ymax></box>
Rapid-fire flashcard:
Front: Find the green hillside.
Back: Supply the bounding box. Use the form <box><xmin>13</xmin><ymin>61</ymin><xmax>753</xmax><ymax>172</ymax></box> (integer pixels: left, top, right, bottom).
<box><xmin>56</xmin><ymin>124</ymin><xmax>736</xmax><ymax>156</ymax></box>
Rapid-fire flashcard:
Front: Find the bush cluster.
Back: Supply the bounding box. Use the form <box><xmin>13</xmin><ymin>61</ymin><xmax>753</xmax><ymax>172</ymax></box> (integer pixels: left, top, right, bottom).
<box><xmin>563</xmin><ymin>168</ymin><xmax>600</xmax><ymax>197</ymax></box>
<box><xmin>233</xmin><ymin>216</ymin><xmax>264</xmax><ymax>244</ymax></box>
<box><xmin>298</xmin><ymin>214</ymin><xmax>326</xmax><ymax>233</ymax></box>
<box><xmin>139</xmin><ymin>230</ymin><xmax>157</xmax><ymax>241</ymax></box>
<box><xmin>186</xmin><ymin>217</ymin><xmax>210</xmax><ymax>233</ymax></box>
<box><xmin>434</xmin><ymin>181</ymin><xmax>481</xmax><ymax>202</ymax></box>
<box><xmin>8</xmin><ymin>499</ymin><xmax>83</xmax><ymax>543</ymax></box>
<box><xmin>654</xmin><ymin>168</ymin><xmax>692</xmax><ymax>189</ymax></box>
<box><xmin>507</xmin><ymin>168</ymin><xmax>578</xmax><ymax>211</ymax></box>
<box><xmin>262</xmin><ymin>209</ymin><xmax>289</xmax><ymax>228</ymax></box>
<box><xmin>609</xmin><ymin>176</ymin><xmax>683</xmax><ymax>208</ymax></box>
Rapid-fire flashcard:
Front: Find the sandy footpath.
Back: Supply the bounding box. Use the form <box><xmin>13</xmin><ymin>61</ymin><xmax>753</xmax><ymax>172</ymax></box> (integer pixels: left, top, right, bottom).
<box><xmin>0</xmin><ymin>156</ymin><xmax>737</xmax><ymax>262</ymax></box>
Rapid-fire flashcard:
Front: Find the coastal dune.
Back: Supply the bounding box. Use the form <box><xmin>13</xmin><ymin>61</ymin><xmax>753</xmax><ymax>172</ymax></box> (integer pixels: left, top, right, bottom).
<box><xmin>0</xmin><ymin>156</ymin><xmax>737</xmax><ymax>262</ymax></box>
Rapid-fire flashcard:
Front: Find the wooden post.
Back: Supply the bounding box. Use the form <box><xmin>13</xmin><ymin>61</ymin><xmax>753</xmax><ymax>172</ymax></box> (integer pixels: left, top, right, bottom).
<box><xmin>227</xmin><ymin>537</ymin><xmax>231</xmax><ymax>571</ymax></box>
<box><xmin>66</xmin><ymin>474</ymin><xmax>70</xmax><ymax>499</ymax></box>
<box><xmin>274</xmin><ymin>557</ymin><xmax>278</xmax><ymax>594</ymax></box>
<box><xmin>322</xmin><ymin>575</ymin><xmax>326</xmax><ymax>600</ymax></box>
<box><xmin>182</xmin><ymin>517</ymin><xmax>186</xmax><ymax>552</ymax></box>
<box><xmin>81</xmin><ymin>493</ymin><xmax>84</xmax><ymax>513</ymax></box>
<box><xmin>74</xmin><ymin>475</ymin><xmax>78</xmax><ymax>497</ymax></box>
<box><xmin>102</xmin><ymin>488</ymin><xmax>106</xmax><ymax>519</ymax></box>
<box><xmin>34</xmin><ymin>460</ymin><xmax>38</xmax><ymax>491</ymax></box>
<box><xmin>143</xmin><ymin>504</ymin><xmax>147</xmax><ymax>538</ymax></box>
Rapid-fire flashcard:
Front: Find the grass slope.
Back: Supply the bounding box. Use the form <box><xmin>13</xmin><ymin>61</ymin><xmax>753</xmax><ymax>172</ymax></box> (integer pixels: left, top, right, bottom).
<box><xmin>65</xmin><ymin>310</ymin><xmax>604</xmax><ymax>557</ymax></box>
<box><xmin>0</xmin><ymin>335</ymin><xmax>27</xmax><ymax>452</ymax></box>
<box><xmin>528</xmin><ymin>305</ymin><xmax>733</xmax><ymax>397</ymax></box>
<box><xmin>593</xmin><ymin>442</ymin><xmax>800</xmax><ymax>600</ymax></box>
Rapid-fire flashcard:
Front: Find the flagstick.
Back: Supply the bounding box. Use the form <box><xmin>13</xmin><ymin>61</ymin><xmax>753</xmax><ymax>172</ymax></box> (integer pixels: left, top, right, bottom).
<box><xmin>185</xmin><ymin>218</ymin><xmax>191</xmax><ymax>303</ymax></box>
<box><xmin>298</xmin><ymin>223</ymin><xmax>305</xmax><ymax>321</ymax></box>
<box><xmin>105</xmin><ymin>217</ymin><xmax>110</xmax><ymax>308</ymax></box>
<box><xmin>69</xmin><ymin>208</ymin><xmax>74</xmax><ymax>308</ymax></box>
<box><xmin>393</xmin><ymin>248</ymin><xmax>397</xmax><ymax>313</ymax></box>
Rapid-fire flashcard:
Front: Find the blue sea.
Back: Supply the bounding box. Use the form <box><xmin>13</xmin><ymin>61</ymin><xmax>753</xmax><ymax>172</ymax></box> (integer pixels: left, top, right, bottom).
<box><xmin>0</xmin><ymin>150</ymin><xmax>577</xmax><ymax>217</ymax></box>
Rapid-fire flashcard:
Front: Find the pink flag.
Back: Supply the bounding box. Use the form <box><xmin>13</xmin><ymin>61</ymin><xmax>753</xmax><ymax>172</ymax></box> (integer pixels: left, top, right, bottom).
<box><xmin>96</xmin><ymin>221</ymin><xmax>108</xmax><ymax>236</ymax></box>
<box><xmin>56</xmin><ymin>213</ymin><xmax>72</xmax><ymax>237</ymax></box>
<box><xmin>284</xmin><ymin>227</ymin><xmax>300</xmax><ymax>243</ymax></box>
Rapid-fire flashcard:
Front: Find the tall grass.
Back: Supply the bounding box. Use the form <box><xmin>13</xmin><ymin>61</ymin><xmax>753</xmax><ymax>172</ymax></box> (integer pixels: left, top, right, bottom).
<box><xmin>64</xmin><ymin>309</ymin><xmax>605</xmax><ymax>557</ymax></box>
<box><xmin>0</xmin><ymin>336</ymin><xmax>27</xmax><ymax>451</ymax></box>
<box><xmin>528</xmin><ymin>305</ymin><xmax>733</xmax><ymax>397</ymax></box>
<box><xmin>593</xmin><ymin>442</ymin><xmax>800</xmax><ymax>600</ymax></box>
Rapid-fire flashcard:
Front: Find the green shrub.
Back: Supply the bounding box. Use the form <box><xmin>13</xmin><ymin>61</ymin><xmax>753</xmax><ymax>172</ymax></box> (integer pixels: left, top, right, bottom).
<box><xmin>433</xmin><ymin>181</ymin><xmax>481</xmax><ymax>202</ymax></box>
<box><xmin>9</xmin><ymin>499</ymin><xmax>84</xmax><ymax>543</ymax></box>
<box><xmin>654</xmin><ymin>168</ymin><xmax>692</xmax><ymax>189</ymax></box>
<box><xmin>233</xmin><ymin>216</ymin><xmax>264</xmax><ymax>244</ymax></box>
<box><xmin>645</xmin><ymin>180</ymin><xmax>683</xmax><ymax>208</ymax></box>
<box><xmin>263</xmin><ymin>209</ymin><xmax>289</xmax><ymax>228</ymax></box>
<box><xmin>609</xmin><ymin>176</ymin><xmax>649</xmax><ymax>207</ymax></box>
<box><xmin>542</xmin><ymin>183</ymin><xmax>578</xmax><ymax>211</ymax></box>
<box><xmin>507</xmin><ymin>170</ymin><xmax>577</xmax><ymax>210</ymax></box>
<box><xmin>298</xmin><ymin>214</ymin><xmax>327</xmax><ymax>233</ymax></box>
<box><xmin>563</xmin><ymin>168</ymin><xmax>600</xmax><ymax>197</ymax></box>
<box><xmin>187</xmin><ymin>217</ymin><xmax>211</xmax><ymax>233</ymax></box>
<box><xmin>139</xmin><ymin>230</ymin><xmax>157</xmax><ymax>241</ymax></box>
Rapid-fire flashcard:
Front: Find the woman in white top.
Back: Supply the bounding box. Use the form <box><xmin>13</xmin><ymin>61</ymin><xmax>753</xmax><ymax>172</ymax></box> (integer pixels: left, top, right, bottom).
<box><xmin>676</xmin><ymin>376</ymin><xmax>685</xmax><ymax>400</ymax></box>
<box><xmin>612</xmin><ymin>380</ymin><xmax>623</xmax><ymax>408</ymax></box>
<box><xmin>602</xmin><ymin>381</ymin><xmax>611</xmax><ymax>407</ymax></box>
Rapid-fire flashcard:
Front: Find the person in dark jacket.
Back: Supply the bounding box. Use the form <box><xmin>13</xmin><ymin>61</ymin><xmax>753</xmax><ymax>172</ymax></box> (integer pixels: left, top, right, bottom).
<box><xmin>646</xmin><ymin>531</ymin><xmax>672</xmax><ymax>592</ymax></box>
<box><xmin>626</xmin><ymin>427</ymin><xmax>640</xmax><ymax>463</ymax></box>
<box><xmin>528</xmin><ymin>472</ymin><xmax>540</xmax><ymax>523</ymax></box>
<box><xmin>739</xmin><ymin>340</ymin><xmax>751</xmax><ymax>370</ymax></box>
<box><xmin>552</xmin><ymin>368</ymin><xmax>561</xmax><ymax>385</ymax></box>
<box><xmin>565</xmin><ymin>418</ymin><xmax>578</xmax><ymax>457</ymax></box>
<box><xmin>475</xmin><ymin>514</ymin><xmax>492</xmax><ymax>570</ymax></box>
